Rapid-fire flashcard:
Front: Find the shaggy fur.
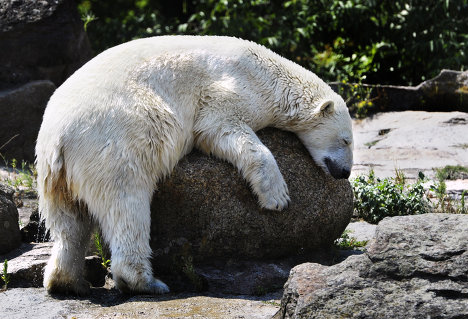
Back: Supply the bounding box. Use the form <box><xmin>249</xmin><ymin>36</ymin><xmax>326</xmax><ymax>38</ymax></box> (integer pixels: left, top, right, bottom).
<box><xmin>36</xmin><ymin>35</ymin><xmax>353</xmax><ymax>295</ymax></box>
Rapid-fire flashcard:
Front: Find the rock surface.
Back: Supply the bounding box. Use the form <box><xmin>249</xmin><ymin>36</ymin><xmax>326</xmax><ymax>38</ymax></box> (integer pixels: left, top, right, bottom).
<box><xmin>0</xmin><ymin>183</ymin><xmax>21</xmax><ymax>254</ymax></box>
<box><xmin>352</xmin><ymin>110</ymin><xmax>468</xmax><ymax>180</ymax></box>
<box><xmin>150</xmin><ymin>128</ymin><xmax>353</xmax><ymax>276</ymax></box>
<box><xmin>1</xmin><ymin>242</ymin><xmax>52</xmax><ymax>287</ymax></box>
<box><xmin>344</xmin><ymin>221</ymin><xmax>377</xmax><ymax>242</ymax></box>
<box><xmin>0</xmin><ymin>0</ymin><xmax>92</xmax><ymax>89</ymax></box>
<box><xmin>0</xmin><ymin>288</ymin><xmax>281</xmax><ymax>319</ymax></box>
<box><xmin>0</xmin><ymin>80</ymin><xmax>56</xmax><ymax>161</ymax></box>
<box><xmin>275</xmin><ymin>213</ymin><xmax>468</xmax><ymax>319</ymax></box>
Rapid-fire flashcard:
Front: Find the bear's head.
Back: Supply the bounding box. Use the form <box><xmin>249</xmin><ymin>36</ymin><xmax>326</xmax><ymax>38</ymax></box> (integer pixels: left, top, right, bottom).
<box><xmin>293</xmin><ymin>93</ymin><xmax>353</xmax><ymax>180</ymax></box>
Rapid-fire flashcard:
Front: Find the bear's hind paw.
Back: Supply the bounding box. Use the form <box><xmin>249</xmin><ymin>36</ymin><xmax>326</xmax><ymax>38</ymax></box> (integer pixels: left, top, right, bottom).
<box><xmin>147</xmin><ymin>278</ymin><xmax>170</xmax><ymax>294</ymax></box>
<box><xmin>45</xmin><ymin>278</ymin><xmax>91</xmax><ymax>297</ymax></box>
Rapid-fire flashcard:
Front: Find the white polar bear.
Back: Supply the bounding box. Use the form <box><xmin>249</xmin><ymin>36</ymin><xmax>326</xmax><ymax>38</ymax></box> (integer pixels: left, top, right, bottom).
<box><xmin>36</xmin><ymin>35</ymin><xmax>353</xmax><ymax>295</ymax></box>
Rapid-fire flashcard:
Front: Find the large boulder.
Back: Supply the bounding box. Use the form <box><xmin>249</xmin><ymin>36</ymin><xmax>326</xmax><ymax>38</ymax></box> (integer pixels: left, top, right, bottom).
<box><xmin>0</xmin><ymin>0</ymin><xmax>92</xmax><ymax>89</ymax></box>
<box><xmin>0</xmin><ymin>80</ymin><xmax>56</xmax><ymax>161</ymax></box>
<box><xmin>150</xmin><ymin>128</ymin><xmax>353</xmax><ymax>280</ymax></box>
<box><xmin>275</xmin><ymin>213</ymin><xmax>468</xmax><ymax>319</ymax></box>
<box><xmin>0</xmin><ymin>183</ymin><xmax>21</xmax><ymax>254</ymax></box>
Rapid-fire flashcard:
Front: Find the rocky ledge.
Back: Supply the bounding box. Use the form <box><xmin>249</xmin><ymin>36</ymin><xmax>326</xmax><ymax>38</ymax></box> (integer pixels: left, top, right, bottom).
<box><xmin>274</xmin><ymin>213</ymin><xmax>468</xmax><ymax>319</ymax></box>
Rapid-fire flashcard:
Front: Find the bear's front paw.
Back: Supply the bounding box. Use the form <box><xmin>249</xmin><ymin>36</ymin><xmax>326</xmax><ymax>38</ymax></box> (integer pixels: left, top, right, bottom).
<box><xmin>256</xmin><ymin>173</ymin><xmax>290</xmax><ymax>211</ymax></box>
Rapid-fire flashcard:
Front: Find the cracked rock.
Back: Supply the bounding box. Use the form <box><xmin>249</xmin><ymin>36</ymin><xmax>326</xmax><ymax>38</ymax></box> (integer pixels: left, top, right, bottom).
<box><xmin>274</xmin><ymin>213</ymin><xmax>468</xmax><ymax>319</ymax></box>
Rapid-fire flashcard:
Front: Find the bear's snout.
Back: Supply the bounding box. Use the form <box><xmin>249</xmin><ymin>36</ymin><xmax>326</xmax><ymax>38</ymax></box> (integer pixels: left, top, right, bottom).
<box><xmin>324</xmin><ymin>157</ymin><xmax>351</xmax><ymax>179</ymax></box>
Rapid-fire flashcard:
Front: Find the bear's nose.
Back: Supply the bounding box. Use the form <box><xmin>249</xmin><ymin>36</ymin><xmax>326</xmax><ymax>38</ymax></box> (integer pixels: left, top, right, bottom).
<box><xmin>324</xmin><ymin>158</ymin><xmax>351</xmax><ymax>179</ymax></box>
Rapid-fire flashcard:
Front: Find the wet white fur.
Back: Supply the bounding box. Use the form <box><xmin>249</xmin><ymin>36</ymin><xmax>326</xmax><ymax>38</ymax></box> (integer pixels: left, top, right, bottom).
<box><xmin>36</xmin><ymin>36</ymin><xmax>353</xmax><ymax>295</ymax></box>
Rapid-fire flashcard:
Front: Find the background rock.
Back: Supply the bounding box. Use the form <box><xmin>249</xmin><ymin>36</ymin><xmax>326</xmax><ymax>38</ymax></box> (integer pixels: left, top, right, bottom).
<box><xmin>332</xmin><ymin>70</ymin><xmax>468</xmax><ymax>115</ymax></box>
<box><xmin>0</xmin><ymin>80</ymin><xmax>56</xmax><ymax>162</ymax></box>
<box><xmin>0</xmin><ymin>183</ymin><xmax>21</xmax><ymax>254</ymax></box>
<box><xmin>0</xmin><ymin>0</ymin><xmax>92</xmax><ymax>89</ymax></box>
<box><xmin>150</xmin><ymin>128</ymin><xmax>353</xmax><ymax>284</ymax></box>
<box><xmin>20</xmin><ymin>208</ymin><xmax>49</xmax><ymax>243</ymax></box>
<box><xmin>275</xmin><ymin>213</ymin><xmax>468</xmax><ymax>319</ymax></box>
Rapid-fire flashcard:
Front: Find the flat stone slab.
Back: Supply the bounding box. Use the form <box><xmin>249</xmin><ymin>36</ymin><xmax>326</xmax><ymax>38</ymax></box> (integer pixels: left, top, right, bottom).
<box><xmin>352</xmin><ymin>111</ymin><xmax>468</xmax><ymax>180</ymax></box>
<box><xmin>0</xmin><ymin>288</ymin><xmax>281</xmax><ymax>319</ymax></box>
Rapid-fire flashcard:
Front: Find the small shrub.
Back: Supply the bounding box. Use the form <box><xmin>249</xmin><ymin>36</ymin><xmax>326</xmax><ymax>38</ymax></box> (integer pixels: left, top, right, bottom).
<box><xmin>352</xmin><ymin>170</ymin><xmax>430</xmax><ymax>224</ymax></box>
<box><xmin>335</xmin><ymin>230</ymin><xmax>368</xmax><ymax>250</ymax></box>
<box><xmin>94</xmin><ymin>232</ymin><xmax>110</xmax><ymax>269</ymax></box>
<box><xmin>0</xmin><ymin>156</ymin><xmax>37</xmax><ymax>191</ymax></box>
<box><xmin>1</xmin><ymin>259</ymin><xmax>10</xmax><ymax>290</ymax></box>
<box><xmin>181</xmin><ymin>255</ymin><xmax>203</xmax><ymax>291</ymax></box>
<box><xmin>338</xmin><ymin>81</ymin><xmax>376</xmax><ymax>118</ymax></box>
<box><xmin>435</xmin><ymin>165</ymin><xmax>468</xmax><ymax>181</ymax></box>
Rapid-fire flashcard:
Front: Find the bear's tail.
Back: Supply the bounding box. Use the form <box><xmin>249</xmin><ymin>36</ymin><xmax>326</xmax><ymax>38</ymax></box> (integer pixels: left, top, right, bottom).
<box><xmin>35</xmin><ymin>140</ymin><xmax>74</xmax><ymax>227</ymax></box>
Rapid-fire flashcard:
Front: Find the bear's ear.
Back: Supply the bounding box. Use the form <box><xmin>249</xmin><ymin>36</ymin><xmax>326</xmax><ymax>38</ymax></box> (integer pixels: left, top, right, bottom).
<box><xmin>318</xmin><ymin>100</ymin><xmax>334</xmax><ymax>115</ymax></box>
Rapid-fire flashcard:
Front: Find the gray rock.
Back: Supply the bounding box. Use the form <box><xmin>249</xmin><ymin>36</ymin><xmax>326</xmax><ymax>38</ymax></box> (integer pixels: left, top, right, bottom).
<box><xmin>0</xmin><ymin>183</ymin><xmax>21</xmax><ymax>254</ymax></box>
<box><xmin>196</xmin><ymin>260</ymin><xmax>294</xmax><ymax>295</ymax></box>
<box><xmin>344</xmin><ymin>221</ymin><xmax>377</xmax><ymax>243</ymax></box>
<box><xmin>0</xmin><ymin>0</ymin><xmax>92</xmax><ymax>89</ymax></box>
<box><xmin>1</xmin><ymin>242</ymin><xmax>52</xmax><ymax>287</ymax></box>
<box><xmin>0</xmin><ymin>242</ymin><xmax>107</xmax><ymax>288</ymax></box>
<box><xmin>150</xmin><ymin>128</ymin><xmax>353</xmax><ymax>284</ymax></box>
<box><xmin>331</xmin><ymin>69</ymin><xmax>468</xmax><ymax>115</ymax></box>
<box><xmin>275</xmin><ymin>213</ymin><xmax>468</xmax><ymax>319</ymax></box>
<box><xmin>418</xmin><ymin>69</ymin><xmax>468</xmax><ymax>112</ymax></box>
<box><xmin>20</xmin><ymin>207</ymin><xmax>49</xmax><ymax>243</ymax></box>
<box><xmin>0</xmin><ymin>80</ymin><xmax>56</xmax><ymax>161</ymax></box>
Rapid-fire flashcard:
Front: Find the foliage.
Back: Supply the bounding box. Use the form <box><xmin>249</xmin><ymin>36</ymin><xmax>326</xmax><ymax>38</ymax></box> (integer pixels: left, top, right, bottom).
<box><xmin>79</xmin><ymin>0</ymin><xmax>468</xmax><ymax>85</ymax></box>
<box><xmin>94</xmin><ymin>232</ymin><xmax>111</xmax><ymax>269</ymax></box>
<box><xmin>1</xmin><ymin>259</ymin><xmax>10</xmax><ymax>290</ymax></box>
<box><xmin>181</xmin><ymin>255</ymin><xmax>204</xmax><ymax>291</ymax></box>
<box><xmin>352</xmin><ymin>170</ymin><xmax>430</xmax><ymax>224</ymax></box>
<box><xmin>434</xmin><ymin>165</ymin><xmax>468</xmax><ymax>181</ymax></box>
<box><xmin>337</xmin><ymin>80</ymin><xmax>375</xmax><ymax>118</ymax></box>
<box><xmin>430</xmin><ymin>174</ymin><xmax>467</xmax><ymax>214</ymax></box>
<box><xmin>334</xmin><ymin>230</ymin><xmax>368</xmax><ymax>250</ymax></box>
<box><xmin>0</xmin><ymin>155</ymin><xmax>36</xmax><ymax>191</ymax></box>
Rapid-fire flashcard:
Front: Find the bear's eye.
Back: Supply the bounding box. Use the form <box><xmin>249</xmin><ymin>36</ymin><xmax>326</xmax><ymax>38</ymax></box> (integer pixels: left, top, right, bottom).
<box><xmin>343</xmin><ymin>138</ymin><xmax>351</xmax><ymax>146</ymax></box>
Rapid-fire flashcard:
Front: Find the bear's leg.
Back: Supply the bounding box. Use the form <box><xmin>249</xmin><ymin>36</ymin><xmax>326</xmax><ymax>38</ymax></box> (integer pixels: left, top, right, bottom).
<box><xmin>98</xmin><ymin>190</ymin><xmax>169</xmax><ymax>294</ymax></box>
<box><xmin>196</xmin><ymin>122</ymin><xmax>290</xmax><ymax>210</ymax></box>
<box><xmin>43</xmin><ymin>208</ymin><xmax>93</xmax><ymax>296</ymax></box>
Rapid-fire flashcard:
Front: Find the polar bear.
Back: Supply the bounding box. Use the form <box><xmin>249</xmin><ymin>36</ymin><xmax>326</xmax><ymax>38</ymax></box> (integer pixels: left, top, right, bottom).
<box><xmin>36</xmin><ymin>36</ymin><xmax>353</xmax><ymax>295</ymax></box>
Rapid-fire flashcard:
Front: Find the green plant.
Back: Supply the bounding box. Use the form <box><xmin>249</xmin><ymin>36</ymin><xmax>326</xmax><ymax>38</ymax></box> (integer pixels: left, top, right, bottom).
<box><xmin>94</xmin><ymin>232</ymin><xmax>111</xmax><ymax>269</ymax></box>
<box><xmin>0</xmin><ymin>156</ymin><xmax>37</xmax><ymax>191</ymax></box>
<box><xmin>352</xmin><ymin>170</ymin><xmax>430</xmax><ymax>224</ymax></box>
<box><xmin>262</xmin><ymin>300</ymin><xmax>281</xmax><ymax>307</ymax></box>
<box><xmin>181</xmin><ymin>255</ymin><xmax>203</xmax><ymax>291</ymax></box>
<box><xmin>1</xmin><ymin>259</ymin><xmax>10</xmax><ymax>290</ymax></box>
<box><xmin>435</xmin><ymin>165</ymin><xmax>468</xmax><ymax>181</ymax></box>
<box><xmin>338</xmin><ymin>81</ymin><xmax>376</xmax><ymax>118</ymax></box>
<box><xmin>335</xmin><ymin>230</ymin><xmax>368</xmax><ymax>250</ymax></box>
<box><xmin>430</xmin><ymin>167</ymin><xmax>468</xmax><ymax>214</ymax></box>
<box><xmin>460</xmin><ymin>191</ymin><xmax>466</xmax><ymax>214</ymax></box>
<box><xmin>80</xmin><ymin>8</ymin><xmax>98</xmax><ymax>32</ymax></box>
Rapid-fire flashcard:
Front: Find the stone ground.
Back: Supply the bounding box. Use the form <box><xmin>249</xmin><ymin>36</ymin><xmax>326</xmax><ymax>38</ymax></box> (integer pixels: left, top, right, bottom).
<box><xmin>0</xmin><ymin>288</ymin><xmax>282</xmax><ymax>319</ymax></box>
<box><xmin>1</xmin><ymin>110</ymin><xmax>467</xmax><ymax>318</ymax></box>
